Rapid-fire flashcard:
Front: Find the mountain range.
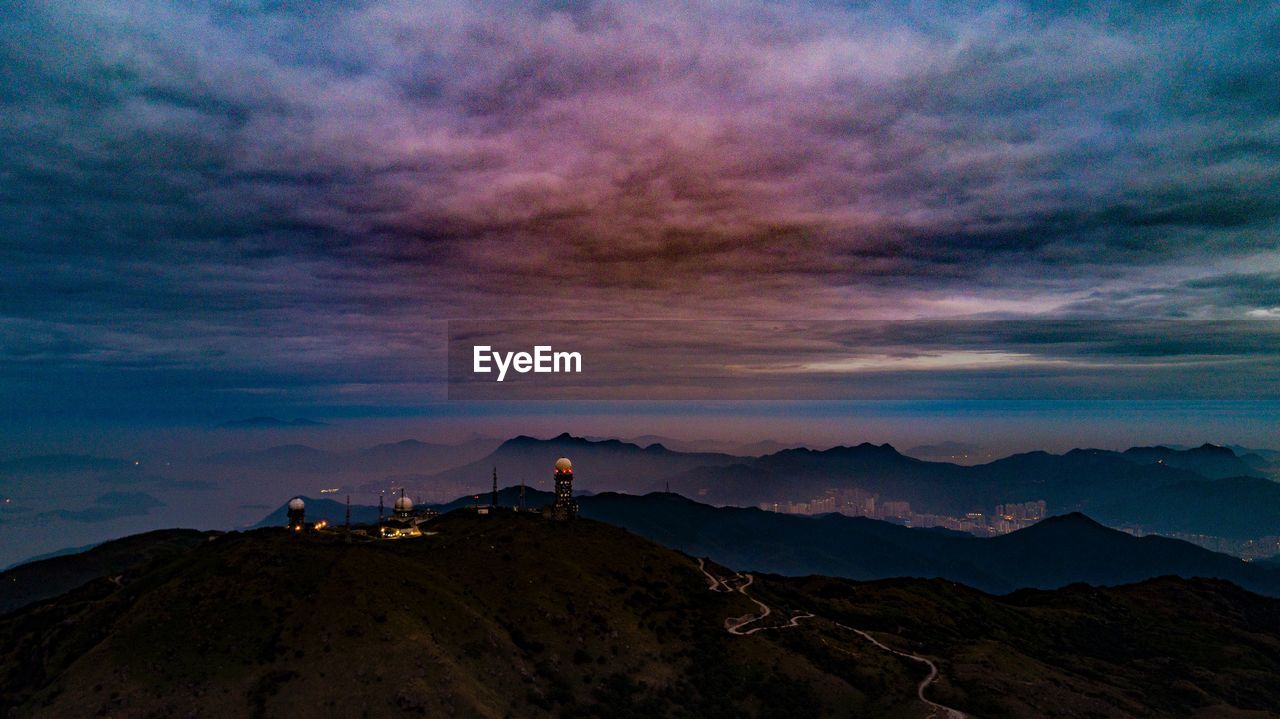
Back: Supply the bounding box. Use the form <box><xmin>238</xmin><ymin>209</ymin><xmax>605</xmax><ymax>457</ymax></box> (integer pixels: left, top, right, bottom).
<box><xmin>389</xmin><ymin>434</ymin><xmax>1280</xmax><ymax>539</ymax></box>
<box><xmin>401</xmin><ymin>432</ymin><xmax>744</xmax><ymax>495</ymax></box>
<box><xmin>249</xmin><ymin>489</ymin><xmax>1280</xmax><ymax>599</ymax></box>
<box><xmin>204</xmin><ymin>437</ymin><xmax>500</xmax><ymax>476</ymax></box>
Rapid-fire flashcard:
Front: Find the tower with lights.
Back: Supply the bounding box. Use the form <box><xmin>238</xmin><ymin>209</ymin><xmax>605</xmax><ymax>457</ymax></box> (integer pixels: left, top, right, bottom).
<box><xmin>551</xmin><ymin>457</ymin><xmax>578</xmax><ymax>521</ymax></box>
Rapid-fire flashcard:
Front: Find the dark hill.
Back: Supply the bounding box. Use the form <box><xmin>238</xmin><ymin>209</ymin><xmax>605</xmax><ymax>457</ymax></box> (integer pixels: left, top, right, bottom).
<box><xmin>578</xmin><ymin>494</ymin><xmax>1280</xmax><ymax>596</ymax></box>
<box><xmin>666</xmin><ymin>443</ymin><xmax>1280</xmax><ymax>538</ymax></box>
<box><xmin>0</xmin><ymin>513</ymin><xmax>914</xmax><ymax>718</ymax></box>
<box><xmin>4</xmin><ymin>515</ymin><xmax>1280</xmax><ymax>717</ymax></box>
<box><xmin>0</xmin><ymin>529</ymin><xmax>216</xmax><ymax>615</ymax></box>
<box><xmin>1120</xmin><ymin>443</ymin><xmax>1263</xmax><ymax>479</ymax></box>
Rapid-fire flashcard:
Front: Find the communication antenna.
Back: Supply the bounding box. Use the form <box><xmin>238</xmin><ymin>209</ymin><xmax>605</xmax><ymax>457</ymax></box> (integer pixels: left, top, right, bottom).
<box><xmin>345</xmin><ymin>494</ymin><xmax>351</xmax><ymax>534</ymax></box>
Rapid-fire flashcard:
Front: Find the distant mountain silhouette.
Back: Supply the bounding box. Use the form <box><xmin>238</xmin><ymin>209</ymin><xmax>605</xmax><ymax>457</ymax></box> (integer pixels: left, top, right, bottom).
<box><xmin>255</xmin><ymin>491</ymin><xmax>1280</xmax><ymax>597</ymax></box>
<box><xmin>197</xmin><ymin>434</ymin><xmax>1280</xmax><ymax>540</ymax></box>
<box><xmin>1119</xmin><ymin>443</ymin><xmax>1264</xmax><ymax>478</ymax></box>
<box><xmin>204</xmin><ymin>437</ymin><xmax>499</xmax><ymax>475</ymax></box>
<box><xmin>581</xmin><ymin>493</ymin><xmax>1280</xmax><ymax>596</ymax></box>
<box><xmin>406</xmin><ymin>433</ymin><xmax>743</xmax><ymax>495</ymax></box>
<box><xmin>663</xmin><ymin>442</ymin><xmax>1280</xmax><ymax>539</ymax></box>
<box><xmin>595</xmin><ymin>435</ymin><xmax>806</xmax><ymax>456</ymax></box>
<box><xmin>903</xmin><ymin>440</ymin><xmax>990</xmax><ymax>462</ymax></box>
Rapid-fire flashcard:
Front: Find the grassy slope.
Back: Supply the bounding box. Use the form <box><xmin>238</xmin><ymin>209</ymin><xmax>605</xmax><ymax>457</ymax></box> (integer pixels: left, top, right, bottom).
<box><xmin>0</xmin><ymin>529</ymin><xmax>216</xmax><ymax>615</ymax></box>
<box><xmin>0</xmin><ymin>513</ymin><xmax>913</xmax><ymax>718</ymax></box>
<box><xmin>3</xmin><ymin>513</ymin><xmax>1280</xmax><ymax>718</ymax></box>
<box><xmin>759</xmin><ymin>574</ymin><xmax>1280</xmax><ymax>718</ymax></box>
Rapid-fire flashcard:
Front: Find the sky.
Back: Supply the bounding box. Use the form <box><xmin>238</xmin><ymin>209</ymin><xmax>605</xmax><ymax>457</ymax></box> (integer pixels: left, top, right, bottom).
<box><xmin>2</xmin><ymin>0</ymin><xmax>1279</xmax><ymax>441</ymax></box>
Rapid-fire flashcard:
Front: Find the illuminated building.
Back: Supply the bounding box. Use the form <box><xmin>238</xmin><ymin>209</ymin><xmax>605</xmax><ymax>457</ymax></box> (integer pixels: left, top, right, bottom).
<box><xmin>550</xmin><ymin>457</ymin><xmax>578</xmax><ymax>521</ymax></box>
<box><xmin>380</xmin><ymin>488</ymin><xmax>436</xmax><ymax>538</ymax></box>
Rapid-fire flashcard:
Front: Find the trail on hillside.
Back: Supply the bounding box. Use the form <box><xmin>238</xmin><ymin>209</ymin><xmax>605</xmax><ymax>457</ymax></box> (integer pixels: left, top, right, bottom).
<box><xmin>696</xmin><ymin>557</ymin><xmax>967</xmax><ymax>719</ymax></box>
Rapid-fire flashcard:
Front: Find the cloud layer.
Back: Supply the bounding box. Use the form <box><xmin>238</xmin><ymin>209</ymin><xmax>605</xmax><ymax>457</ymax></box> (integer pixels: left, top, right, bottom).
<box><xmin>2</xmin><ymin>0</ymin><xmax>1278</xmax><ymax>414</ymax></box>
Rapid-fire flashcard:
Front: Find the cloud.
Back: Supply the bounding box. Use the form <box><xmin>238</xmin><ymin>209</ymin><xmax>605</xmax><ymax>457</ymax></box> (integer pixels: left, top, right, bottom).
<box><xmin>1059</xmin><ymin>272</ymin><xmax>1280</xmax><ymax>318</ymax></box>
<box><xmin>0</xmin><ymin>0</ymin><xmax>1277</xmax><ymax>415</ymax></box>
<box><xmin>444</xmin><ymin>318</ymin><xmax>1280</xmax><ymax>399</ymax></box>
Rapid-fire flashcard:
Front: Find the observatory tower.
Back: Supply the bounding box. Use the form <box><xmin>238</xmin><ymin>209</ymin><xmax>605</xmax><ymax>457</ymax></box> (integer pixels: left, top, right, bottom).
<box><xmin>393</xmin><ymin>489</ymin><xmax>413</xmax><ymax>519</ymax></box>
<box><xmin>286</xmin><ymin>497</ymin><xmax>306</xmax><ymax>531</ymax></box>
<box><xmin>551</xmin><ymin>457</ymin><xmax>578</xmax><ymax>521</ymax></box>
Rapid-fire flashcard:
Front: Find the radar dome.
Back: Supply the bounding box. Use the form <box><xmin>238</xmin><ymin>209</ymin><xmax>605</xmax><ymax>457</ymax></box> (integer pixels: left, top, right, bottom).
<box><xmin>394</xmin><ymin>495</ymin><xmax>413</xmax><ymax>512</ymax></box>
<box><xmin>287</xmin><ymin>497</ymin><xmax>305</xmax><ymax>511</ymax></box>
<box><xmin>555</xmin><ymin>457</ymin><xmax>572</xmax><ymax>471</ymax></box>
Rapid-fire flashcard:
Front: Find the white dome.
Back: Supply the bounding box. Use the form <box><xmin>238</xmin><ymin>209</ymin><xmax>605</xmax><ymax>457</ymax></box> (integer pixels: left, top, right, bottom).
<box><xmin>555</xmin><ymin>457</ymin><xmax>572</xmax><ymax>471</ymax></box>
<box><xmin>287</xmin><ymin>497</ymin><xmax>305</xmax><ymax>511</ymax></box>
<box><xmin>394</xmin><ymin>496</ymin><xmax>413</xmax><ymax>512</ymax></box>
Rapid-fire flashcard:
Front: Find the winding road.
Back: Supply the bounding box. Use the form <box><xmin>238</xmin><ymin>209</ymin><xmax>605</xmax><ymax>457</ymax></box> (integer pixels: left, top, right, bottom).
<box><xmin>696</xmin><ymin>557</ymin><xmax>967</xmax><ymax>719</ymax></box>
<box><xmin>836</xmin><ymin>621</ymin><xmax>966</xmax><ymax>719</ymax></box>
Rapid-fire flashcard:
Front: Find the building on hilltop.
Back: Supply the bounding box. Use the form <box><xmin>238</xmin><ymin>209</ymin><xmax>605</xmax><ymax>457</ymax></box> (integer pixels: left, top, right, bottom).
<box><xmin>381</xmin><ymin>488</ymin><xmax>436</xmax><ymax>538</ymax></box>
<box><xmin>287</xmin><ymin>497</ymin><xmax>306</xmax><ymax>530</ymax></box>
<box><xmin>284</xmin><ymin>496</ymin><xmax>327</xmax><ymax>533</ymax></box>
<box><xmin>548</xmin><ymin>456</ymin><xmax>578</xmax><ymax>521</ymax></box>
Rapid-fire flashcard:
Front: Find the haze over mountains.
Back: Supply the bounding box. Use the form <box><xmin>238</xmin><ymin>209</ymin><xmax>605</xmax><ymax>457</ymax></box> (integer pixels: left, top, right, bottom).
<box><xmin>3</xmin><ymin>432</ymin><xmax>1279</xmax><ymax>569</ymax></box>
<box><xmin>205</xmin><ymin>437</ymin><xmax>500</xmax><ymax>475</ymax></box>
<box><xmin>387</xmin><ymin>434</ymin><xmax>1280</xmax><ymax>541</ymax></box>
<box><xmin>243</xmin><ymin>489</ymin><xmax>1280</xmax><ymax>600</ymax></box>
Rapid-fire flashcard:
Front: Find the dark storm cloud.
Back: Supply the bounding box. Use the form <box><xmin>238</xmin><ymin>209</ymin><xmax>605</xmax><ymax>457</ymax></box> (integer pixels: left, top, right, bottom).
<box><xmin>1</xmin><ymin>0</ymin><xmax>1277</xmax><ymax>412</ymax></box>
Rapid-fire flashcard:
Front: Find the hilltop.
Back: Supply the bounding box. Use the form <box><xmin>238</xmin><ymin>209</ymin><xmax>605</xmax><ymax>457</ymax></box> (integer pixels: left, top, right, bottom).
<box><xmin>3</xmin><ymin>513</ymin><xmax>1280</xmax><ymax>717</ymax></box>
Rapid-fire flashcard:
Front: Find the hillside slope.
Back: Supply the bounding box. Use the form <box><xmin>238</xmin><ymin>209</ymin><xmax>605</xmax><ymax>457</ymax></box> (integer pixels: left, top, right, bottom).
<box><xmin>581</xmin><ymin>493</ymin><xmax>1280</xmax><ymax>596</ymax></box>
<box><xmin>4</xmin><ymin>513</ymin><xmax>1280</xmax><ymax>718</ymax></box>
<box><xmin>0</xmin><ymin>529</ymin><xmax>215</xmax><ymax>615</ymax></box>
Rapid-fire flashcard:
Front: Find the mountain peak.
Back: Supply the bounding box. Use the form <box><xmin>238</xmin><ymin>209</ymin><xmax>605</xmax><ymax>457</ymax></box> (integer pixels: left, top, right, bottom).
<box><xmin>1036</xmin><ymin>511</ymin><xmax>1105</xmax><ymax>528</ymax></box>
